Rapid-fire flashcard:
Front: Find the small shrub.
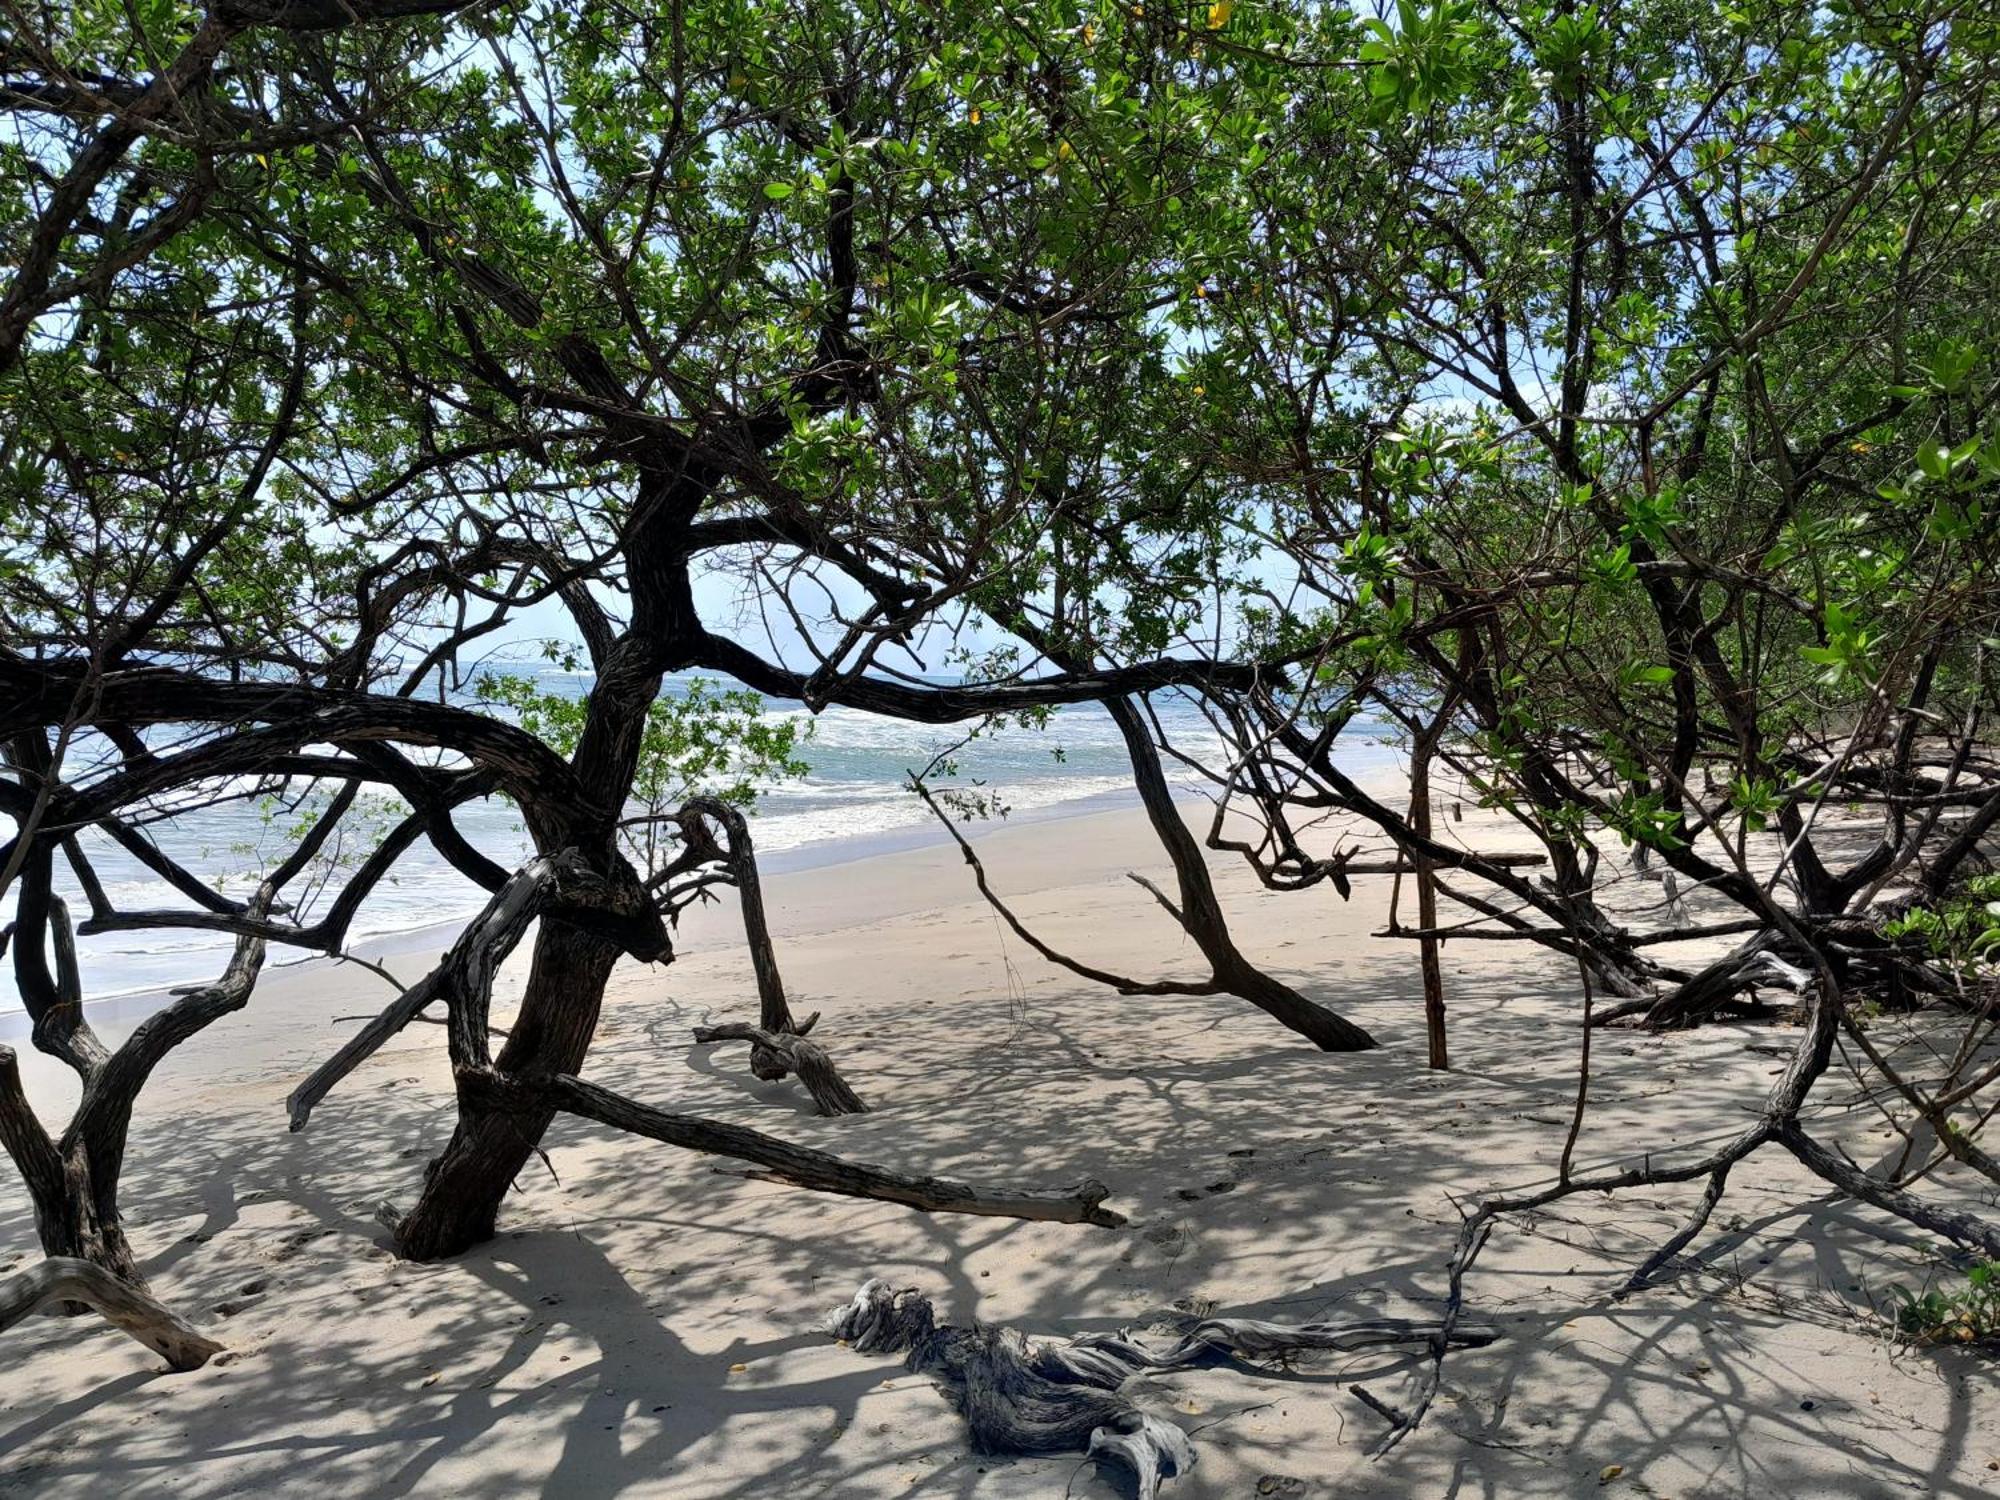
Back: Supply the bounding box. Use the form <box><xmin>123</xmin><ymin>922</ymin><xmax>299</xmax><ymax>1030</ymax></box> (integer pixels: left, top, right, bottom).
<box><xmin>1891</xmin><ymin>1261</ymin><xmax>2000</xmax><ymax>1346</ymax></box>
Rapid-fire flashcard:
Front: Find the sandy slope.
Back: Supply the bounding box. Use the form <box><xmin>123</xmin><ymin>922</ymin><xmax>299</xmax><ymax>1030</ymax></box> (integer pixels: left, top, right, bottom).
<box><xmin>2</xmin><ymin>795</ymin><xmax>1996</xmax><ymax>1499</ymax></box>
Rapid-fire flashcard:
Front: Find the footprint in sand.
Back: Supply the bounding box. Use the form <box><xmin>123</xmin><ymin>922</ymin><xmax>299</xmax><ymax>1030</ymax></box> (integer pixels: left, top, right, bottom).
<box><xmin>213</xmin><ymin>1278</ymin><xmax>270</xmax><ymax>1318</ymax></box>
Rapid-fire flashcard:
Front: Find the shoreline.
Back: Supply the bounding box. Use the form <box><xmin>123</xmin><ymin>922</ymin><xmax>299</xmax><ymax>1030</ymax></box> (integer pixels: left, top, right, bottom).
<box><xmin>0</xmin><ymin>779</ymin><xmax>1157</xmax><ymax>1038</ymax></box>
<box><xmin>4</xmin><ymin>760</ymin><xmax>1410</xmax><ymax>1040</ymax></box>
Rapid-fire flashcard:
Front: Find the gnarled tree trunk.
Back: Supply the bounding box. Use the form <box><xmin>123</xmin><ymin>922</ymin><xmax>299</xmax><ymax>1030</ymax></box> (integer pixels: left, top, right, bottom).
<box><xmin>1</xmin><ymin>872</ymin><xmax>270</xmax><ymax>1303</ymax></box>
<box><xmin>392</xmin><ymin>918</ymin><xmax>622</xmax><ymax>1260</ymax></box>
<box><xmin>1104</xmin><ymin>697</ymin><xmax>1376</xmax><ymax>1051</ymax></box>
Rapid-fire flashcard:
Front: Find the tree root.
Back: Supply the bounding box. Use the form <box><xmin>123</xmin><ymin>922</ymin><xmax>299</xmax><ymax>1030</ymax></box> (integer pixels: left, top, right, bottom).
<box><xmin>825</xmin><ymin>1279</ymin><xmax>1499</xmax><ymax>1498</ymax></box>
<box><xmin>0</xmin><ymin>1257</ymin><xmax>221</xmax><ymax>1371</ymax></box>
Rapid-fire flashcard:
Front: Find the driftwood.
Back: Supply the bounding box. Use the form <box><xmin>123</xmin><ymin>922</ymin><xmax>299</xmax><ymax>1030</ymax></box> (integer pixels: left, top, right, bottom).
<box><xmin>676</xmin><ymin>799</ymin><xmax>874</xmax><ymax>1112</ymax></box>
<box><xmin>691</xmin><ymin>1020</ymin><xmax>868</xmax><ymax>1115</ymax></box>
<box><xmin>1591</xmin><ymin>930</ymin><xmax>1800</xmax><ymax>1030</ymax></box>
<box><xmin>0</xmin><ymin>1257</ymin><xmax>222</xmax><ymax>1371</ymax></box>
<box><xmin>825</xmin><ymin>1279</ymin><xmax>1500</xmax><ymax>1498</ymax></box>
<box><xmin>458</xmin><ymin>1068</ymin><xmax>1121</xmax><ymax>1225</ymax></box>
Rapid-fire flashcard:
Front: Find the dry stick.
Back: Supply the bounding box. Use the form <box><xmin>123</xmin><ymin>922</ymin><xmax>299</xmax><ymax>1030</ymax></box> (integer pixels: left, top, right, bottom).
<box><xmin>1379</xmin><ymin>688</ymin><xmax>2000</xmax><ymax>1450</ymax></box>
<box><xmin>1367</xmin><ymin>732</ymin><xmax>1860</xmax><ymax>1453</ymax></box>
<box><xmin>1619</xmin><ymin>1163</ymin><xmax>1733</xmax><ymax>1295</ymax></box>
<box><xmin>0</xmin><ymin>1257</ymin><xmax>222</xmax><ymax>1371</ymax></box>
<box><xmin>1838</xmin><ymin>1013</ymin><xmax>2000</xmax><ymax>1187</ymax></box>
<box><xmin>1556</xmin><ymin>899</ymin><xmax>1599</xmax><ymax>1187</ymax></box>
<box><xmin>460</xmin><ymin>1068</ymin><xmax>1122</xmax><ymax>1226</ymax></box>
<box><xmin>1366</xmin><ymin>1118</ymin><xmax>1773</xmax><ymax>1459</ymax></box>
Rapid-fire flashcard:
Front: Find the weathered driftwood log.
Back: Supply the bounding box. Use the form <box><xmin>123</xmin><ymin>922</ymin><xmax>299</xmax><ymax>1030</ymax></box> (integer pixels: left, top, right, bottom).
<box><xmin>458</xmin><ymin>1068</ymin><xmax>1122</xmax><ymax>1225</ymax></box>
<box><xmin>691</xmin><ymin>1020</ymin><xmax>868</xmax><ymax>1115</ymax></box>
<box><xmin>0</xmin><ymin>1257</ymin><xmax>222</xmax><ymax>1371</ymax></box>
<box><xmin>676</xmin><ymin>799</ymin><xmax>878</xmax><ymax>1111</ymax></box>
<box><xmin>825</xmin><ymin>1279</ymin><xmax>1500</xmax><ymax>1498</ymax></box>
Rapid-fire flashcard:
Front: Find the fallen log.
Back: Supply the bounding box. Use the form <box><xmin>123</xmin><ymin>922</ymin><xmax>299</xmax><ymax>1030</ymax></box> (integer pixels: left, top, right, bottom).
<box><xmin>460</xmin><ymin>1069</ymin><xmax>1121</xmax><ymax>1225</ymax></box>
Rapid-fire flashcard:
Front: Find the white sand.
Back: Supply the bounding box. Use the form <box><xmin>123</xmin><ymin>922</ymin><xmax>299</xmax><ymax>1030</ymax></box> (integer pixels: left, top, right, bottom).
<box><xmin>3</xmin><ymin>797</ymin><xmax>1997</xmax><ymax>1498</ymax></box>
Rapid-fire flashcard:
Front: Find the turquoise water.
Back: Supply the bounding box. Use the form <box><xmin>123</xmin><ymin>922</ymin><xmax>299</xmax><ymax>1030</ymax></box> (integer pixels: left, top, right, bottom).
<box><xmin>29</xmin><ymin>671</ymin><xmax>1402</xmax><ymax>1005</ymax></box>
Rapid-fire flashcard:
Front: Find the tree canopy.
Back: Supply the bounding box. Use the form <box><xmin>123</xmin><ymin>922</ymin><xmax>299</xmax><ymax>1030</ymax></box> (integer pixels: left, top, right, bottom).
<box><xmin>5</xmin><ymin>0</ymin><xmax>2000</xmax><ymax>1487</ymax></box>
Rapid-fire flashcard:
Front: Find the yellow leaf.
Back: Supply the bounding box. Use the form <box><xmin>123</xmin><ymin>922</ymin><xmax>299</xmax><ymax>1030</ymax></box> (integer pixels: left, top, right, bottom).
<box><xmin>1599</xmin><ymin>1465</ymin><xmax>1624</xmax><ymax>1485</ymax></box>
<box><xmin>1056</xmin><ymin>139</ymin><xmax>1074</xmax><ymax>161</ymax></box>
<box><xmin>1207</xmin><ymin>0</ymin><xmax>1232</xmax><ymax>28</ymax></box>
<box><xmin>728</xmin><ymin>1362</ymin><xmax>748</xmax><ymax>1373</ymax></box>
<box><xmin>969</xmin><ymin>107</ymin><xmax>981</xmax><ymax>124</ymax></box>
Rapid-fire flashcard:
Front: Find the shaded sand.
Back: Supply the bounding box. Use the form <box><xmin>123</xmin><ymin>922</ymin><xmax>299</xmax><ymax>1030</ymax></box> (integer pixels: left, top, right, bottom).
<box><xmin>3</xmin><ymin>796</ymin><xmax>1998</xmax><ymax>1498</ymax></box>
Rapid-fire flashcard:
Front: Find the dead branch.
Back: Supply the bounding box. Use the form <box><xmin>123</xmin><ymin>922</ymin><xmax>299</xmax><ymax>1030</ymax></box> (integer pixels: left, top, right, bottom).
<box><xmin>0</xmin><ymin>1257</ymin><xmax>222</xmax><ymax>1371</ymax></box>
<box><xmin>691</xmin><ymin>1021</ymin><xmax>868</xmax><ymax>1115</ymax></box>
<box><xmin>458</xmin><ymin>1068</ymin><xmax>1120</xmax><ymax>1225</ymax></box>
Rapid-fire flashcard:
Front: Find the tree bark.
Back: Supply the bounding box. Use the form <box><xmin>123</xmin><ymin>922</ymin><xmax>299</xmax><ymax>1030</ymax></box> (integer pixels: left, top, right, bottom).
<box><xmin>1</xmin><ymin>894</ymin><xmax>268</xmax><ymax>1296</ymax></box>
<box><xmin>679</xmin><ymin>798</ymin><xmax>800</xmax><ymax>1034</ymax></box>
<box><xmin>391</xmin><ymin>918</ymin><xmax>621</xmax><ymax>1260</ymax></box>
<box><xmin>691</xmin><ymin>1021</ymin><xmax>868</xmax><ymax>1115</ymax></box>
<box><xmin>0</xmin><ymin>1045</ymin><xmax>137</xmax><ymax>1287</ymax></box>
<box><xmin>465</xmin><ymin>1069</ymin><xmax>1119</xmax><ymax>1224</ymax></box>
<box><xmin>1408</xmin><ymin>717</ymin><xmax>1449</xmax><ymax>1070</ymax></box>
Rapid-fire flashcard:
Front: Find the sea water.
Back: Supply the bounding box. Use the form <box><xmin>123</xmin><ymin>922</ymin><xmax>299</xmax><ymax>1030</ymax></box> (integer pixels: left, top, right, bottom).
<box><xmin>14</xmin><ymin>670</ymin><xmax>1401</xmax><ymax>1007</ymax></box>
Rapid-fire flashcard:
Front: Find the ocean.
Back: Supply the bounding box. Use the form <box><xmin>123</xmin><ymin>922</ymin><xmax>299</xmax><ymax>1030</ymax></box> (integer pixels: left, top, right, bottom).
<box><xmin>22</xmin><ymin>670</ymin><xmax>1404</xmax><ymax>1007</ymax></box>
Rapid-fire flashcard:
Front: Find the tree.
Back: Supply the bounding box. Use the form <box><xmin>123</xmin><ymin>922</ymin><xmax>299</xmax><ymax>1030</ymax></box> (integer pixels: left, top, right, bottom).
<box><xmin>0</xmin><ymin>0</ymin><xmax>1282</xmax><ymax>1280</ymax></box>
<box><xmin>1136</xmin><ymin>0</ymin><xmax>2000</xmax><ymax>1443</ymax></box>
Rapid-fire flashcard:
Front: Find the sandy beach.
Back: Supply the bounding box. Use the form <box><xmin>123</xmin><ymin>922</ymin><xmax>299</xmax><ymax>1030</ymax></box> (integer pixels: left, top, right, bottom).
<box><xmin>3</xmin><ymin>795</ymin><xmax>1996</xmax><ymax>1498</ymax></box>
